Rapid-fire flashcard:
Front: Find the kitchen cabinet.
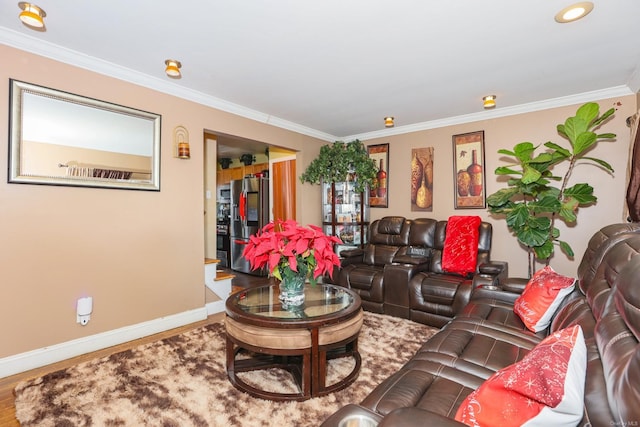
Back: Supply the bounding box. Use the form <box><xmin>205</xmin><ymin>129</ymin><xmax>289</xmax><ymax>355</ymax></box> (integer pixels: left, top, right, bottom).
<box><xmin>217</xmin><ymin>163</ymin><xmax>268</xmax><ymax>186</ymax></box>
<box><xmin>322</xmin><ymin>179</ymin><xmax>369</xmax><ymax>255</ymax></box>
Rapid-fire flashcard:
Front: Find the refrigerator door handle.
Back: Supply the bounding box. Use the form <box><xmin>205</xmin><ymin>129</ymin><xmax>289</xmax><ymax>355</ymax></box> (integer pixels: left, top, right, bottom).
<box><xmin>239</xmin><ymin>192</ymin><xmax>246</xmax><ymax>222</ymax></box>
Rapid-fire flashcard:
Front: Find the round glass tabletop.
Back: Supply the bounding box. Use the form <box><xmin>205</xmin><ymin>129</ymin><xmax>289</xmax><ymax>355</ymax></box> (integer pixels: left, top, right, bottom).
<box><xmin>227</xmin><ymin>283</ymin><xmax>356</xmax><ymax>321</ymax></box>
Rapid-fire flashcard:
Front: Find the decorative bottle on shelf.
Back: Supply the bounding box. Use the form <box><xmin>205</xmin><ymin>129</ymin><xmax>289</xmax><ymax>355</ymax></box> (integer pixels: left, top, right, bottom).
<box><xmin>467</xmin><ymin>150</ymin><xmax>483</xmax><ymax>196</ymax></box>
<box><xmin>376</xmin><ymin>159</ymin><xmax>387</xmax><ymax>198</ymax></box>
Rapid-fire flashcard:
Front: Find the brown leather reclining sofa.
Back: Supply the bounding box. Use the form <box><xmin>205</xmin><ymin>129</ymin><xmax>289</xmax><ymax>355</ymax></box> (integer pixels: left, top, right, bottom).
<box><xmin>331</xmin><ymin>216</ymin><xmax>508</xmax><ymax>325</ymax></box>
<box><xmin>321</xmin><ymin>223</ymin><xmax>640</xmax><ymax>426</ymax></box>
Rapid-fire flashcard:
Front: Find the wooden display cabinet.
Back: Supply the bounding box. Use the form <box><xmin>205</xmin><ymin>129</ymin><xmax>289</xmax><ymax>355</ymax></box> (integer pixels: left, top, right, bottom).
<box><xmin>322</xmin><ymin>179</ymin><xmax>369</xmax><ymax>254</ymax></box>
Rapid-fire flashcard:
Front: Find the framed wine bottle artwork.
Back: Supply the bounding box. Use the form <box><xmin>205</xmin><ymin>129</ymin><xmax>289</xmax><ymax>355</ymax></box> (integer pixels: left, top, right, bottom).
<box><xmin>453</xmin><ymin>131</ymin><xmax>486</xmax><ymax>209</ymax></box>
<box><xmin>411</xmin><ymin>147</ymin><xmax>434</xmax><ymax>212</ymax></box>
<box><xmin>367</xmin><ymin>143</ymin><xmax>389</xmax><ymax>208</ymax></box>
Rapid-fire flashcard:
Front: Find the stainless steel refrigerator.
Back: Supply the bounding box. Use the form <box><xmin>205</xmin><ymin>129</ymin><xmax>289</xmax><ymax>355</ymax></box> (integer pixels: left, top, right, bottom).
<box><xmin>230</xmin><ymin>176</ymin><xmax>270</xmax><ymax>275</ymax></box>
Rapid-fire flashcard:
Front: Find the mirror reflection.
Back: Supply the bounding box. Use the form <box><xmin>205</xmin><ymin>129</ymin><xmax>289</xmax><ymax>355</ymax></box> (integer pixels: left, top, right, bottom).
<box><xmin>9</xmin><ymin>80</ymin><xmax>161</xmax><ymax>191</ymax></box>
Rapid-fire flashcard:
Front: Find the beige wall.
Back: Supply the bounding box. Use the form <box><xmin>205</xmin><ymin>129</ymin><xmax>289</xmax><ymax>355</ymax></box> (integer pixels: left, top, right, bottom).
<box><xmin>0</xmin><ymin>44</ymin><xmax>322</xmax><ymax>358</ymax></box>
<box><xmin>1</xmin><ymin>42</ymin><xmax>636</xmax><ymax>362</ymax></box>
<box><xmin>363</xmin><ymin>97</ymin><xmax>636</xmax><ymax>278</ymax></box>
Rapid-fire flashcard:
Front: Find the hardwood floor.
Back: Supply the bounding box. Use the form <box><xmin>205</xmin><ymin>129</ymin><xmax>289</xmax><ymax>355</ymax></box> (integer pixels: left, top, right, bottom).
<box><xmin>0</xmin><ymin>271</ymin><xmax>271</xmax><ymax>426</ymax></box>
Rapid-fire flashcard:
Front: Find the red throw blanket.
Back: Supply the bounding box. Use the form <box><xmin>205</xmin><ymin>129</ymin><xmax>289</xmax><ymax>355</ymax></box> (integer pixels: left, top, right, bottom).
<box><xmin>442</xmin><ymin>215</ymin><xmax>481</xmax><ymax>276</ymax></box>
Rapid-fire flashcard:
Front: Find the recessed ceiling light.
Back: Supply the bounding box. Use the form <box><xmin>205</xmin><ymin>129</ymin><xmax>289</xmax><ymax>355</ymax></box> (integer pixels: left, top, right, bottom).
<box><xmin>555</xmin><ymin>2</ymin><xmax>594</xmax><ymax>23</ymax></box>
<box><xmin>165</xmin><ymin>59</ymin><xmax>182</xmax><ymax>78</ymax></box>
<box><xmin>384</xmin><ymin>116</ymin><xmax>394</xmax><ymax>128</ymax></box>
<box><xmin>483</xmin><ymin>95</ymin><xmax>496</xmax><ymax>109</ymax></box>
<box><xmin>18</xmin><ymin>2</ymin><xmax>46</xmax><ymax>29</ymax></box>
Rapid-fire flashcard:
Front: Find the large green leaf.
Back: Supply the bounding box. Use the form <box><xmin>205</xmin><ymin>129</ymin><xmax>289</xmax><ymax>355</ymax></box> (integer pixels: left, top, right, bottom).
<box><xmin>596</xmin><ymin>132</ymin><xmax>616</xmax><ymax>140</ymax></box>
<box><xmin>513</xmin><ymin>142</ymin><xmax>536</xmax><ymax>161</ymax></box>
<box><xmin>590</xmin><ymin>106</ymin><xmax>614</xmax><ymax>128</ymax></box>
<box><xmin>559</xmin><ymin>240</ymin><xmax>574</xmax><ymax>258</ymax></box>
<box><xmin>528</xmin><ymin>196</ymin><xmax>561</xmax><ymax>213</ymax></box>
<box><xmin>528</xmin><ymin>215</ymin><xmax>551</xmax><ymax>230</ymax></box>
<box><xmin>581</xmin><ymin>156</ymin><xmax>614</xmax><ymax>172</ymax></box>
<box><xmin>559</xmin><ymin>197</ymin><xmax>578</xmax><ymax>222</ymax></box>
<box><xmin>487</xmin><ymin>187</ymin><xmax>519</xmax><ymax>207</ymax></box>
<box><xmin>539</xmin><ymin>187</ymin><xmax>561</xmax><ymax>199</ymax></box>
<box><xmin>575</xmin><ymin>102</ymin><xmax>600</xmax><ymax>124</ymax></box>
<box><xmin>564</xmin><ymin>183</ymin><xmax>595</xmax><ymax>203</ymax></box>
<box><xmin>517</xmin><ymin>226</ymin><xmax>549</xmax><ymax>247</ymax></box>
<box><xmin>544</xmin><ymin>141</ymin><xmax>571</xmax><ymax>157</ymax></box>
<box><xmin>563</xmin><ymin>116</ymin><xmax>589</xmax><ymax>146</ymax></box>
<box><xmin>529</xmin><ymin>152</ymin><xmax>555</xmax><ymax>164</ymax></box>
<box><xmin>495</xmin><ymin>166</ymin><xmax>522</xmax><ymax>176</ymax></box>
<box><xmin>534</xmin><ymin>239</ymin><xmax>555</xmax><ymax>259</ymax></box>
<box><xmin>573</xmin><ymin>131</ymin><xmax>597</xmax><ymax>156</ymax></box>
<box><xmin>521</xmin><ymin>165</ymin><xmax>542</xmax><ymax>184</ymax></box>
<box><xmin>506</xmin><ymin>203</ymin><xmax>530</xmax><ymax>228</ymax></box>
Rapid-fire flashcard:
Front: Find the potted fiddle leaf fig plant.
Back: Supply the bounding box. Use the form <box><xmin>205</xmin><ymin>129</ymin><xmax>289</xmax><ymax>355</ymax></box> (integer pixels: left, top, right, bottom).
<box><xmin>487</xmin><ymin>102</ymin><xmax>616</xmax><ymax>277</ymax></box>
<box><xmin>300</xmin><ymin>139</ymin><xmax>377</xmax><ymax>194</ymax></box>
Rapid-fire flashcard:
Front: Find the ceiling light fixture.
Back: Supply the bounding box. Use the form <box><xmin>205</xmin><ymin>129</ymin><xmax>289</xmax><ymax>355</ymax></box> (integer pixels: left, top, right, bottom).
<box><xmin>483</xmin><ymin>95</ymin><xmax>496</xmax><ymax>109</ymax></box>
<box><xmin>555</xmin><ymin>2</ymin><xmax>594</xmax><ymax>23</ymax></box>
<box><xmin>384</xmin><ymin>117</ymin><xmax>394</xmax><ymax>128</ymax></box>
<box><xmin>165</xmin><ymin>59</ymin><xmax>182</xmax><ymax>78</ymax></box>
<box><xmin>18</xmin><ymin>2</ymin><xmax>46</xmax><ymax>29</ymax></box>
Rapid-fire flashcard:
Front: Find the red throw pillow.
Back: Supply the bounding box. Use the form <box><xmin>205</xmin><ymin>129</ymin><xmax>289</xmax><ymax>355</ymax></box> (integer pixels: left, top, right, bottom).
<box><xmin>441</xmin><ymin>216</ymin><xmax>481</xmax><ymax>276</ymax></box>
<box><xmin>455</xmin><ymin>325</ymin><xmax>587</xmax><ymax>427</ymax></box>
<box><xmin>514</xmin><ymin>265</ymin><xmax>576</xmax><ymax>332</ymax></box>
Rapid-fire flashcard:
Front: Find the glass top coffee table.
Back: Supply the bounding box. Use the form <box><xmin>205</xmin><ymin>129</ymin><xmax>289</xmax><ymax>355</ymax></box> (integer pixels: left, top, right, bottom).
<box><xmin>225</xmin><ymin>283</ymin><xmax>363</xmax><ymax>401</ymax></box>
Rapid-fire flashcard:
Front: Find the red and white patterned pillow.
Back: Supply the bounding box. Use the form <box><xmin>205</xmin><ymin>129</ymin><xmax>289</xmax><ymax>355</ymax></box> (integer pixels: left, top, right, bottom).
<box><xmin>455</xmin><ymin>325</ymin><xmax>587</xmax><ymax>427</ymax></box>
<box><xmin>514</xmin><ymin>265</ymin><xmax>576</xmax><ymax>332</ymax></box>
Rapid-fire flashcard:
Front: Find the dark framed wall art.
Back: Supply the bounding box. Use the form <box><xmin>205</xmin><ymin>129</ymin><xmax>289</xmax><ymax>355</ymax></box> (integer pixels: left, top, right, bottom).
<box><xmin>367</xmin><ymin>143</ymin><xmax>389</xmax><ymax>208</ymax></box>
<box><xmin>453</xmin><ymin>131</ymin><xmax>486</xmax><ymax>209</ymax></box>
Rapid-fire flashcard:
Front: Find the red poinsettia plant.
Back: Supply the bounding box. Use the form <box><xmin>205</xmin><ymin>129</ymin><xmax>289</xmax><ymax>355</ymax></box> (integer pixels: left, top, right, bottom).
<box><xmin>242</xmin><ymin>219</ymin><xmax>343</xmax><ymax>283</ymax></box>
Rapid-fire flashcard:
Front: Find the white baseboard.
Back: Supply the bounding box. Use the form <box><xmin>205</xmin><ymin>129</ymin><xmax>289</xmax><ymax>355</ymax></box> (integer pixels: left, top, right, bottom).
<box><xmin>206</xmin><ymin>300</ymin><xmax>226</xmax><ymax>315</ymax></box>
<box><xmin>0</xmin><ymin>307</ymin><xmax>208</xmax><ymax>379</ymax></box>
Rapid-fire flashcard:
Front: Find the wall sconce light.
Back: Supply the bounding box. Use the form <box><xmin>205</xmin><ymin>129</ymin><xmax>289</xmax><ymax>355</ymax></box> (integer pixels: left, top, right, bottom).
<box><xmin>18</xmin><ymin>2</ymin><xmax>46</xmax><ymax>29</ymax></box>
<box><xmin>555</xmin><ymin>2</ymin><xmax>594</xmax><ymax>23</ymax></box>
<box><xmin>384</xmin><ymin>117</ymin><xmax>395</xmax><ymax>128</ymax></box>
<box><xmin>483</xmin><ymin>95</ymin><xmax>497</xmax><ymax>109</ymax></box>
<box><xmin>165</xmin><ymin>59</ymin><xmax>182</xmax><ymax>78</ymax></box>
<box><xmin>174</xmin><ymin>125</ymin><xmax>190</xmax><ymax>159</ymax></box>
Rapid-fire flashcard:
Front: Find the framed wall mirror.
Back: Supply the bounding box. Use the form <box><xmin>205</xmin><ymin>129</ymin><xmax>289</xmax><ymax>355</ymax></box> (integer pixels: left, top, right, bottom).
<box><xmin>9</xmin><ymin>79</ymin><xmax>161</xmax><ymax>191</ymax></box>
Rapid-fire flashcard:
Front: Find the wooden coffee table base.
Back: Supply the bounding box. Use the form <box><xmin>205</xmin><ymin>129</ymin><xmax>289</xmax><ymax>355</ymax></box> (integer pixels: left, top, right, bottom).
<box><xmin>225</xmin><ymin>310</ymin><xmax>363</xmax><ymax>401</ymax></box>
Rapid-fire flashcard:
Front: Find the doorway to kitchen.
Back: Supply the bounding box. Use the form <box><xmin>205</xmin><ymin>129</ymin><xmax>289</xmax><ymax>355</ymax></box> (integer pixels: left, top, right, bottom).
<box><xmin>203</xmin><ymin>131</ymin><xmax>296</xmax><ymax>270</ymax></box>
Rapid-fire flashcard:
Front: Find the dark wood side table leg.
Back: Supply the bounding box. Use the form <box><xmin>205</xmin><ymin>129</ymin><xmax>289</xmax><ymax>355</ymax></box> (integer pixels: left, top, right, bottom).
<box><xmin>225</xmin><ymin>333</ymin><xmax>236</xmax><ymax>380</ymax></box>
<box><xmin>302</xmin><ymin>352</ymin><xmax>311</xmax><ymax>398</ymax></box>
<box><xmin>318</xmin><ymin>348</ymin><xmax>327</xmax><ymax>392</ymax></box>
<box><xmin>311</xmin><ymin>327</ymin><xmax>320</xmax><ymax>397</ymax></box>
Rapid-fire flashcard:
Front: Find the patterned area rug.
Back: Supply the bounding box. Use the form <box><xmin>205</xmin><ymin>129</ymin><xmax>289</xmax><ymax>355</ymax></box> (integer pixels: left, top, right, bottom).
<box><xmin>14</xmin><ymin>312</ymin><xmax>437</xmax><ymax>427</ymax></box>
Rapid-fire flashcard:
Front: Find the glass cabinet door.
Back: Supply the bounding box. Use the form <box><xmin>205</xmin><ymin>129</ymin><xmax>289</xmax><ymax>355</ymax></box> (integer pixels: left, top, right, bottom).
<box><xmin>322</xmin><ymin>179</ymin><xmax>369</xmax><ymax>254</ymax></box>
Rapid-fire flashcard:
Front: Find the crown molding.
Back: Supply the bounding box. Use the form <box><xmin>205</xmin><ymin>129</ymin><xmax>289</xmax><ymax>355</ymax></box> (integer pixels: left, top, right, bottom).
<box><xmin>345</xmin><ymin>85</ymin><xmax>634</xmax><ymax>142</ymax></box>
<box><xmin>628</xmin><ymin>64</ymin><xmax>640</xmax><ymax>95</ymax></box>
<box><xmin>1</xmin><ymin>27</ymin><xmax>633</xmax><ymax>144</ymax></box>
<box><xmin>0</xmin><ymin>27</ymin><xmax>337</xmax><ymax>142</ymax></box>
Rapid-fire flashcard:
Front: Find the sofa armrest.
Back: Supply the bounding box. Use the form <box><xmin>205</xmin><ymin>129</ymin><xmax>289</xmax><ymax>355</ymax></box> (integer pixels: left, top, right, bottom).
<box><xmin>471</xmin><ymin>285</ymin><xmax>520</xmax><ymax>304</ymax></box>
<box><xmin>379</xmin><ymin>408</ymin><xmax>467</xmax><ymax>427</ymax></box>
<box><xmin>339</xmin><ymin>248</ymin><xmax>364</xmax><ymax>267</ymax></box>
<box><xmin>478</xmin><ymin>260</ymin><xmax>508</xmax><ymax>283</ymax></box>
<box><xmin>501</xmin><ymin>277</ymin><xmax>528</xmax><ymax>294</ymax></box>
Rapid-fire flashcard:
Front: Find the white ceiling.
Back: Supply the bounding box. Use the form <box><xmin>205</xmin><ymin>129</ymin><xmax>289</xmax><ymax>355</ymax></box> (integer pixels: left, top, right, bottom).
<box><xmin>2</xmin><ymin>1</ymin><xmax>640</xmax><ymax>146</ymax></box>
